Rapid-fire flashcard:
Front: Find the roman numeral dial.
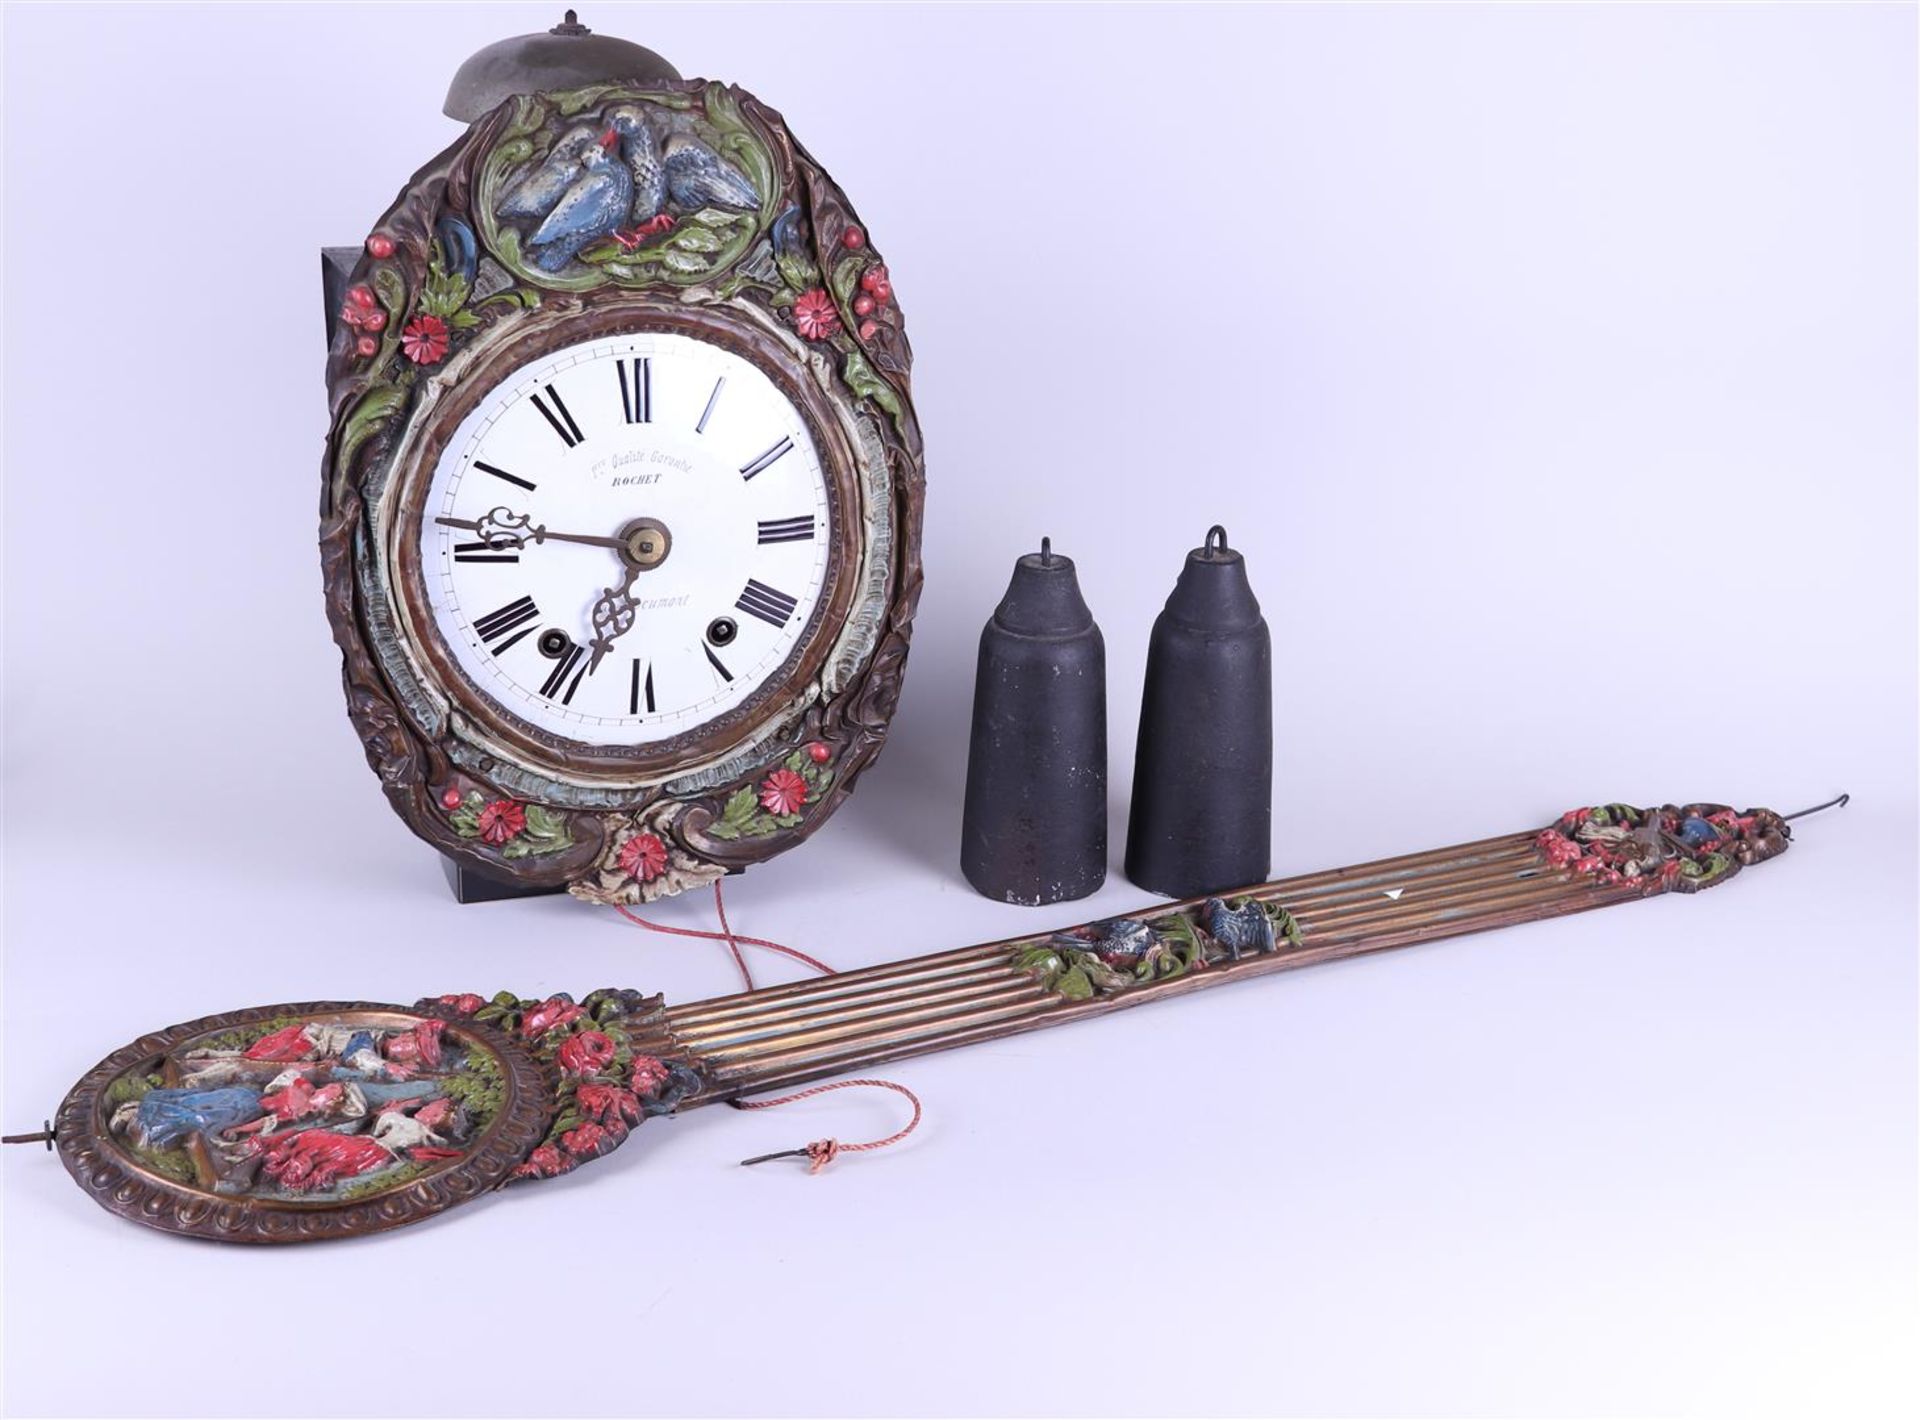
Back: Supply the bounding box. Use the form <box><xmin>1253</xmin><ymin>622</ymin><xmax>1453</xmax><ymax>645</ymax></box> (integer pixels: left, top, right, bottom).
<box><xmin>422</xmin><ymin>331</ymin><xmax>834</xmax><ymax>750</ymax></box>
<box><xmin>472</xmin><ymin>596</ymin><xmax>539</xmax><ymax>654</ymax></box>
<box><xmin>736</xmin><ymin>579</ymin><xmax>799</xmax><ymax>628</ymax></box>
<box><xmin>739</xmin><ymin>436</ymin><xmax>792</xmax><ymax>481</ymax></box>
<box><xmin>530</xmin><ymin>384</ymin><xmax>584</xmax><ymax>448</ymax></box>
<box><xmin>757</xmin><ymin>516</ymin><xmax>816</xmax><ymax>544</ymax></box>
<box><xmin>617</xmin><ymin>358</ymin><xmax>651</xmax><ymax>424</ymax></box>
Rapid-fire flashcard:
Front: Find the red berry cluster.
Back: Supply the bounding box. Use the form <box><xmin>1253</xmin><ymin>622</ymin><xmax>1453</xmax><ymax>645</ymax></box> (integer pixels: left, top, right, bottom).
<box><xmin>852</xmin><ymin>259</ymin><xmax>893</xmax><ymax>343</ymax></box>
<box><xmin>339</xmin><ymin>283</ymin><xmax>385</xmax><ymax>359</ymax></box>
<box><xmin>341</xmin><ymin>234</ymin><xmax>398</xmax><ymax>359</ymax></box>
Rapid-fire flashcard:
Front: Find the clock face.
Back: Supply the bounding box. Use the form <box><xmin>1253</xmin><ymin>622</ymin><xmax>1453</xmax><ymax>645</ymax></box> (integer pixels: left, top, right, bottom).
<box><xmin>419</xmin><ymin>331</ymin><xmax>832</xmax><ymax>748</ymax></box>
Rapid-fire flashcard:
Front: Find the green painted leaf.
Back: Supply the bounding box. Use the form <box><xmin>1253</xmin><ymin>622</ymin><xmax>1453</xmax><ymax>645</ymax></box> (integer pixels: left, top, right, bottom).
<box><xmin>1013</xmin><ymin>945</ymin><xmax>1062</xmax><ymax>973</ymax></box>
<box><xmin>670</xmin><ymin>225</ymin><xmax>724</xmax><ymax>254</ymax></box>
<box><xmin>474</xmin><ymin>287</ymin><xmax>541</xmax><ymax>311</ymax></box>
<box><xmin>503</xmin><ymin>803</ymin><xmax>574</xmax><ymax>858</ymax></box>
<box><xmin>709</xmin><ymin>786</ymin><xmax>761</xmax><ymax>840</ymax></box>
<box><xmin>660</xmin><ymin>248</ymin><xmax>713</xmax><ymax>276</ymax></box>
<box><xmin>1054</xmin><ymin>966</ymin><xmax>1095</xmax><ymax>1001</ymax></box>
<box><xmin>840</xmin><ymin>348</ymin><xmax>904</xmax><ymax>421</ymax></box>
<box><xmin>773</xmin><ymin>251</ymin><xmax>819</xmax><ymax>292</ymax></box>
<box><xmin>334</xmin><ymin>383</ymin><xmax>408</xmax><ymax>484</ymax></box>
<box><xmin>830</xmin><ymin>255</ymin><xmax>866</xmax><ymax>303</ymax></box>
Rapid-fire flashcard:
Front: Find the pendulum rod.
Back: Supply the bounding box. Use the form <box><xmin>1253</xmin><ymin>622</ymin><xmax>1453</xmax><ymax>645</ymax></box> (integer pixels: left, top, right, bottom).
<box><xmin>667</xmin><ymin>867</ymin><xmax>1579</xmax><ymax>1050</ymax></box>
<box><xmin>659</xmin><ymin>796</ymin><xmax>1846</xmax><ymax>1098</ymax></box>
<box><xmin>661</xmin><ymin>830</ymin><xmax>1642</xmax><ymax>1101</ymax></box>
<box><xmin>667</xmin><ymin>833</ymin><xmax>1544</xmax><ymax>1032</ymax></box>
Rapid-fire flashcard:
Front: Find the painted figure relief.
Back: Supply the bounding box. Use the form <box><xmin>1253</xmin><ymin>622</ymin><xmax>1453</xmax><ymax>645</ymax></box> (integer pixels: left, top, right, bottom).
<box><xmin>103</xmin><ymin>1011</ymin><xmax>505</xmax><ymax>1203</ymax></box>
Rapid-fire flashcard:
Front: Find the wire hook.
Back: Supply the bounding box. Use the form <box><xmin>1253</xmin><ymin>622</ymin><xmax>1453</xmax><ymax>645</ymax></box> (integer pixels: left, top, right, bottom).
<box><xmin>1782</xmin><ymin>792</ymin><xmax>1850</xmax><ymax>822</ymax></box>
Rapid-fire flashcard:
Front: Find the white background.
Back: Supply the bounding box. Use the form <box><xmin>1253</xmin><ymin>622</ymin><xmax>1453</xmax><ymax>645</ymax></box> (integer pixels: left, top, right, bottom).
<box><xmin>3</xmin><ymin>4</ymin><xmax>1915</xmax><ymax>1417</ymax></box>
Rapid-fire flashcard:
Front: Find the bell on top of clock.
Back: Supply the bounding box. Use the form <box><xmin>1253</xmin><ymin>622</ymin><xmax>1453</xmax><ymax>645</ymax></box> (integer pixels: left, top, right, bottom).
<box><xmin>319</xmin><ymin>11</ymin><xmax>925</xmax><ymax>907</ymax></box>
<box><xmin>442</xmin><ymin>10</ymin><xmax>681</xmax><ymax>122</ymax></box>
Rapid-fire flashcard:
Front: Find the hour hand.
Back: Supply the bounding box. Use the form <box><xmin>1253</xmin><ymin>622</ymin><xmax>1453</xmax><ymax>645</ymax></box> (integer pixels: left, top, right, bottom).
<box><xmin>586</xmin><ymin>564</ymin><xmax>642</xmax><ymax>673</ymax></box>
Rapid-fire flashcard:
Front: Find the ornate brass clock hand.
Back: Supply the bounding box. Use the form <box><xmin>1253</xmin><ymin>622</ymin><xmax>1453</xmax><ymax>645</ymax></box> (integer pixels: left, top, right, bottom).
<box><xmin>585</xmin><ymin>562</ymin><xmax>643</xmax><ymax>674</ymax></box>
<box><xmin>435</xmin><ymin>508</ymin><xmax>631</xmax><ymax>553</ymax></box>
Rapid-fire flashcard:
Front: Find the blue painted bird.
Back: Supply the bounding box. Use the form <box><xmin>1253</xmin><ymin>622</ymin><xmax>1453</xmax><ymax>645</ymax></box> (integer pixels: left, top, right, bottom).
<box><xmin>497</xmin><ymin>122</ymin><xmax>601</xmax><ymax>221</ymax></box>
<box><xmin>528</xmin><ymin>140</ymin><xmax>633</xmax><ymax>271</ymax></box>
<box><xmin>663</xmin><ymin>132</ymin><xmax>760</xmax><ymax>212</ymax></box>
<box><xmin>1203</xmin><ymin>898</ymin><xmax>1278</xmax><ymax>960</ymax></box>
<box><xmin>606</xmin><ymin>104</ymin><xmax>670</xmax><ymax>236</ymax></box>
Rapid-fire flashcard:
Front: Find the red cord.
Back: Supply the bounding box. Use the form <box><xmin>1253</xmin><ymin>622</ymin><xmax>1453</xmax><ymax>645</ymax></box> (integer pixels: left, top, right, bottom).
<box><xmin>734</xmin><ymin>1079</ymin><xmax>923</xmax><ymax>1174</ymax></box>
<box><xmin>615</xmin><ymin>879</ymin><xmax>835</xmax><ymax>990</ymax></box>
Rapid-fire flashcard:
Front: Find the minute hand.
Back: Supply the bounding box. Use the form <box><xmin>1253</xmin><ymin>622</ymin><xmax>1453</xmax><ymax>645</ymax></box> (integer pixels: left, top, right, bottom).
<box><xmin>434</xmin><ymin>511</ymin><xmax>629</xmax><ymax>552</ymax></box>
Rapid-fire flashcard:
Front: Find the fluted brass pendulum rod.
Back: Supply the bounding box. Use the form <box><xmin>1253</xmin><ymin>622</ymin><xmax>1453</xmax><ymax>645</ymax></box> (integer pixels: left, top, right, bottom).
<box><xmin>658</xmin><ymin>798</ymin><xmax>1838</xmax><ymax>1101</ymax></box>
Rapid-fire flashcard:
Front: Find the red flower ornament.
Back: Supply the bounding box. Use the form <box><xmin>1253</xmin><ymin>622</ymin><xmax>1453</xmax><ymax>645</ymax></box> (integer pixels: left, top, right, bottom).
<box><xmin>435</xmin><ymin>993</ymin><xmax>485</xmax><ymax>1016</ymax></box>
<box><xmin>515</xmin><ymin>1143</ymin><xmax>564</xmax><ymax>1179</ymax></box>
<box><xmin>807</xmin><ymin>741</ymin><xmax>832</xmax><ymax>764</ymax></box>
<box><xmin>759</xmin><ymin>768</ymin><xmax>809</xmax><ymax>817</ymax></box>
<box><xmin>401</xmin><ymin>314</ymin><xmax>449</xmax><ymax>365</ymax></box>
<box><xmin>477</xmin><ymin>799</ymin><xmax>526</xmax><ymax>845</ymax></box>
<box><xmin>630</xmin><ymin>1055</ymin><xmax>671</xmax><ymax>1097</ymax></box>
<box><xmin>558</xmin><ymin>1031</ymin><xmax>616</xmax><ymax>1077</ymax></box>
<box><xmin>562</xmin><ymin>1121</ymin><xmax>608</xmax><ymax>1156</ymax></box>
<box><xmin>576</xmin><ymin>1083</ymin><xmax>643</xmax><ymax>1126</ymax></box>
<box><xmin>791</xmin><ymin>288</ymin><xmax>840</xmax><ymax>341</ymax></box>
<box><xmin>859</xmin><ymin>264</ymin><xmax>892</xmax><ymax>302</ymax></box>
<box><xmin>617</xmin><ymin>832</ymin><xmax>669</xmax><ymax>882</ymax></box>
<box><xmin>521</xmin><ymin>996</ymin><xmax>586</xmax><ymax>1037</ymax></box>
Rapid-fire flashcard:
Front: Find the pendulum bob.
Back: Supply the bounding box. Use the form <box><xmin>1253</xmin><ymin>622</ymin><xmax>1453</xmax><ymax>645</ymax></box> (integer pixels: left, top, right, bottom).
<box><xmin>962</xmin><ymin>540</ymin><xmax>1107</xmax><ymax>905</ymax></box>
<box><xmin>1126</xmin><ymin>525</ymin><xmax>1272</xmax><ymax>899</ymax></box>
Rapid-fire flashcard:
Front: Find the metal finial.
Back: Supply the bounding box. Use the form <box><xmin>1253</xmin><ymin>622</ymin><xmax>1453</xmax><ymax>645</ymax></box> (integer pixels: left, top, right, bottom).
<box><xmin>1040</xmin><ymin>536</ymin><xmax>1054</xmax><ymax>566</ymax></box>
<box><xmin>551</xmin><ymin>9</ymin><xmax>590</xmax><ymax>35</ymax></box>
<box><xmin>1782</xmin><ymin>792</ymin><xmax>1850</xmax><ymax>822</ymax></box>
<box><xmin>3</xmin><ymin>1120</ymin><xmax>55</xmax><ymax>1151</ymax></box>
<box><xmin>1204</xmin><ymin>525</ymin><xmax>1229</xmax><ymax>556</ymax></box>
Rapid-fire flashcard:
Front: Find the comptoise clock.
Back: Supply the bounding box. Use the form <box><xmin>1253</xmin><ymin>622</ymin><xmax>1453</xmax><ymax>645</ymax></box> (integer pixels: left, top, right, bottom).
<box><xmin>320</xmin><ymin>13</ymin><xmax>923</xmax><ymax>903</ymax></box>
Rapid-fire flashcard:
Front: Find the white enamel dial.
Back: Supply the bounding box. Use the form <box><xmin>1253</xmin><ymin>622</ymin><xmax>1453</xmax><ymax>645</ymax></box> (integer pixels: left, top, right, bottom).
<box><xmin>421</xmin><ymin>331</ymin><xmax>831</xmax><ymax>747</ymax></box>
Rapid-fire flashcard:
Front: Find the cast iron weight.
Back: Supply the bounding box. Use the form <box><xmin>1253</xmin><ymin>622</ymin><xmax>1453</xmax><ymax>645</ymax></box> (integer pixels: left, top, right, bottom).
<box><xmin>1126</xmin><ymin>525</ymin><xmax>1273</xmax><ymax>899</ymax></box>
<box><xmin>961</xmin><ymin>538</ymin><xmax>1107</xmax><ymax>904</ymax></box>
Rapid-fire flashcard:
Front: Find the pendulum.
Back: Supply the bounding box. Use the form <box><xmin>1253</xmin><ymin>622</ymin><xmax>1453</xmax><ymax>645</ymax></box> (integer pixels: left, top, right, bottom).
<box><xmin>9</xmin><ymin>794</ymin><xmax>1845</xmax><ymax>1243</ymax></box>
<box><xmin>961</xmin><ymin>538</ymin><xmax>1107</xmax><ymax>904</ymax></box>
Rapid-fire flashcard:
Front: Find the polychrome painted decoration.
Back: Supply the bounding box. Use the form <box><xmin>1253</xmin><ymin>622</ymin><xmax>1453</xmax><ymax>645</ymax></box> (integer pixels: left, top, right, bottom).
<box><xmin>321</xmin><ymin>81</ymin><xmax>924</xmax><ymax>902</ymax></box>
